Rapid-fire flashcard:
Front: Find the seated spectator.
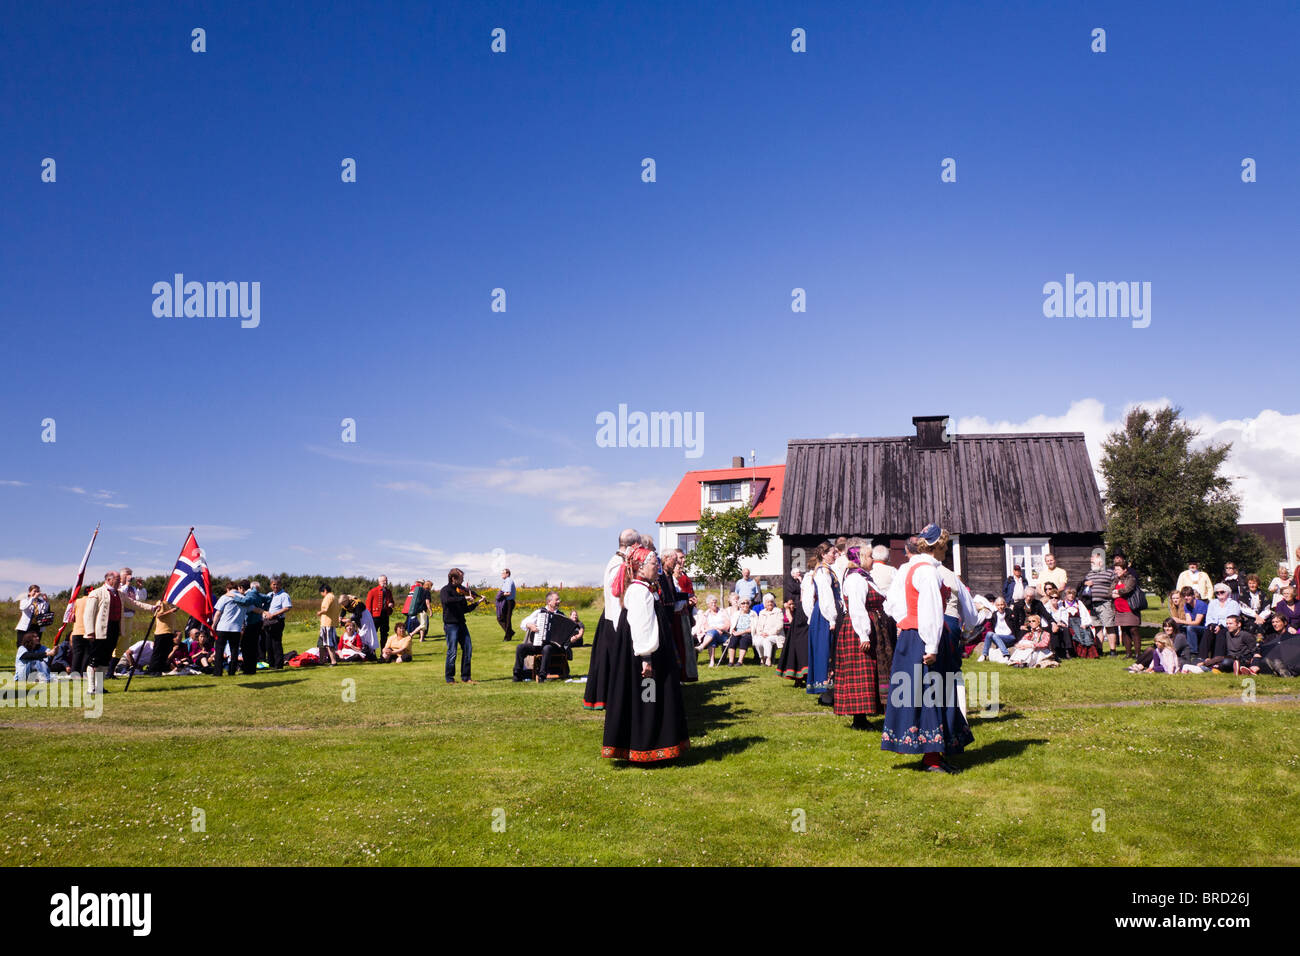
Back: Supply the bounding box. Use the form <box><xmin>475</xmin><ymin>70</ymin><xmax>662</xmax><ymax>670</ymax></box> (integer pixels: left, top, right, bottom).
<box><xmin>1010</xmin><ymin>586</ymin><xmax>1050</xmax><ymax>636</ymax></box>
<box><xmin>1042</xmin><ymin>593</ymin><xmax>1073</xmax><ymax>660</ymax></box>
<box><xmin>336</xmin><ymin>620</ymin><xmax>371</xmax><ymax>662</ymax></box>
<box><xmin>164</xmin><ymin>636</ymin><xmax>199</xmax><ymax>675</ymax></box>
<box><xmin>1202</xmin><ymin>583</ymin><xmax>1244</xmax><ymax>657</ymax></box>
<box><xmin>978</xmin><ymin>596</ymin><xmax>1015</xmax><ymax>662</ymax></box>
<box><xmin>1200</xmin><ymin>615</ymin><xmax>1257</xmax><ymax>674</ymax></box>
<box><xmin>48</xmin><ymin>639</ymin><xmax>72</xmax><ymax>675</ymax></box>
<box><xmin>1009</xmin><ymin>615</ymin><xmax>1056</xmax><ymax>667</ymax></box>
<box><xmin>1169</xmin><ymin>586</ymin><xmax>1208</xmax><ymax>656</ymax></box>
<box><xmin>1239</xmin><ymin>574</ymin><xmax>1272</xmax><ymax>634</ymax></box>
<box><xmin>382</xmin><ymin>622</ymin><xmax>413</xmax><ymax>664</ymax></box>
<box><xmin>1127</xmin><ymin>625</ymin><xmax>1197</xmax><ymax>674</ymax></box>
<box><xmin>1221</xmin><ymin>562</ymin><xmax>1243</xmax><ymax>598</ymax></box>
<box><xmin>1272</xmin><ymin>585</ymin><xmax>1300</xmax><ymax>633</ymax></box>
<box><xmin>1056</xmin><ymin>588</ymin><xmax>1097</xmax><ymax>657</ymax></box>
<box><xmin>1255</xmin><ymin>615</ymin><xmax>1300</xmax><ymax>677</ymax></box>
<box><xmin>14</xmin><ymin>631</ymin><xmax>54</xmax><ymax>682</ymax></box>
<box><xmin>728</xmin><ymin>600</ymin><xmax>754</xmax><ymax>666</ymax></box>
<box><xmin>117</xmin><ymin>639</ymin><xmax>153</xmax><ymax>673</ymax></box>
<box><xmin>512</xmin><ymin>591</ymin><xmax>580</xmax><ymax>681</ymax></box>
<box><xmin>693</xmin><ymin>595</ymin><xmax>731</xmax><ymax>667</ymax></box>
<box><xmin>753</xmin><ymin>594</ymin><xmax>785</xmax><ymax>666</ymax></box>
<box><xmin>188</xmin><ymin>628</ymin><xmax>217</xmax><ymax>674</ymax></box>
<box><xmin>1267</xmin><ymin>563</ymin><xmax>1291</xmax><ymax>604</ymax></box>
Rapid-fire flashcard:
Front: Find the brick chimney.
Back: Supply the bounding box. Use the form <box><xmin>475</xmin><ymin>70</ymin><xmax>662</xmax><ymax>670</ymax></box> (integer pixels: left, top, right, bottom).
<box><xmin>731</xmin><ymin>456</ymin><xmax>745</xmax><ymax>468</ymax></box>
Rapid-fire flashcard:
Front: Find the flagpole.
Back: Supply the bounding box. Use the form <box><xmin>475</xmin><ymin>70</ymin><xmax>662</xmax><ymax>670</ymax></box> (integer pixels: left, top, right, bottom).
<box><xmin>121</xmin><ymin>616</ymin><xmax>158</xmax><ymax>692</ymax></box>
<box><xmin>127</xmin><ymin>526</ymin><xmax>202</xmax><ymax>692</ymax></box>
<box><xmin>49</xmin><ymin>523</ymin><xmax>100</xmax><ymax>651</ymax></box>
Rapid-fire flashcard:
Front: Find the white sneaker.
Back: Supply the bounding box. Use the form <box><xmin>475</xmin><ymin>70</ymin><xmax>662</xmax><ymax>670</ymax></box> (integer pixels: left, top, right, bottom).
<box><xmin>977</xmin><ymin>654</ymin><xmax>986</xmax><ymax>662</ymax></box>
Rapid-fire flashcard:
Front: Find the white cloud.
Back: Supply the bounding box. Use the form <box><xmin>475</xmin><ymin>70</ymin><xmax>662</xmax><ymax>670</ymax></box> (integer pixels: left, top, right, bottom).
<box><xmin>956</xmin><ymin>399</ymin><xmax>1300</xmax><ymax>522</ymax></box>
<box><xmin>288</xmin><ymin>545</ymin><xmax>314</xmax><ymax>554</ymax></box>
<box><xmin>0</xmin><ymin>480</ymin><xmax>27</xmax><ymax>487</ymax></box>
<box><xmin>364</xmin><ymin>542</ymin><xmax>604</xmax><ymax>587</ymax></box>
<box><xmin>363</xmin><ymin>454</ymin><xmax>671</xmax><ymax>529</ymax></box>
<box><xmin>104</xmin><ymin>502</ymin><xmax>129</xmax><ymax>510</ymax></box>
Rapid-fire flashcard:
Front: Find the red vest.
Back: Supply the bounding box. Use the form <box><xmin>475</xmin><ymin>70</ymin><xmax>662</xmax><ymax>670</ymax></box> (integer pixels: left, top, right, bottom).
<box><xmin>897</xmin><ymin>561</ymin><xmax>951</xmax><ymax>631</ymax></box>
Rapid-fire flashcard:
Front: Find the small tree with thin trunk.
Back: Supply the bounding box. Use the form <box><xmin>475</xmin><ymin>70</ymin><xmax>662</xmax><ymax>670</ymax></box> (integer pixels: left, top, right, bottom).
<box><xmin>685</xmin><ymin>502</ymin><xmax>771</xmax><ymax>599</ymax></box>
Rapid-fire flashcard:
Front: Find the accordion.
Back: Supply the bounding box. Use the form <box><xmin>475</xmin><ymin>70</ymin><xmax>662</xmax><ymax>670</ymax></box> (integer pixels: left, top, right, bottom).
<box><xmin>538</xmin><ymin>611</ymin><xmax>581</xmax><ymax>647</ymax></box>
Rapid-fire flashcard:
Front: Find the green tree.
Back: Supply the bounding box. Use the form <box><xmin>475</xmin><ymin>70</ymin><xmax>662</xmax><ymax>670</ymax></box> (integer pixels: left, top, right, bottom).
<box><xmin>685</xmin><ymin>502</ymin><xmax>771</xmax><ymax>597</ymax></box>
<box><xmin>1100</xmin><ymin>405</ymin><xmax>1275</xmax><ymax>595</ymax></box>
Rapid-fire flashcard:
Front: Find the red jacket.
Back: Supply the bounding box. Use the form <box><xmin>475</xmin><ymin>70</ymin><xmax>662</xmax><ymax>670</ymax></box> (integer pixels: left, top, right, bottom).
<box><xmin>366</xmin><ymin>585</ymin><xmax>394</xmax><ymax>619</ymax></box>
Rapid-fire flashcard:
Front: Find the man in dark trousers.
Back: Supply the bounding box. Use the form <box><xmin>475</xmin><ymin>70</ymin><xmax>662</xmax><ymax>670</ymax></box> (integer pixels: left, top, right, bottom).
<box><xmin>439</xmin><ymin>569</ymin><xmax>482</xmax><ymax>684</ymax></box>
<box><xmin>512</xmin><ymin>590</ymin><xmax>582</xmax><ymax>681</ymax></box>
<box><xmin>496</xmin><ymin>568</ymin><xmax>517</xmax><ymax>641</ymax></box>
<box><xmin>366</xmin><ymin>575</ymin><xmax>396</xmax><ymax>652</ymax></box>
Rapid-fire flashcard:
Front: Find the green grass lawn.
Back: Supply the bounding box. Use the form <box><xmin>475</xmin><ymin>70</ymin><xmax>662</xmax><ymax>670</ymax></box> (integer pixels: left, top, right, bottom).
<box><xmin>1</xmin><ymin>604</ymin><xmax>1297</xmax><ymax>866</ymax></box>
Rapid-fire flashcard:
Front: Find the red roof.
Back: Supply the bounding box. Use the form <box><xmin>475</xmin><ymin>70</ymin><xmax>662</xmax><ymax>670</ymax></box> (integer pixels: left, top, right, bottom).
<box><xmin>656</xmin><ymin>465</ymin><xmax>785</xmax><ymax>524</ymax></box>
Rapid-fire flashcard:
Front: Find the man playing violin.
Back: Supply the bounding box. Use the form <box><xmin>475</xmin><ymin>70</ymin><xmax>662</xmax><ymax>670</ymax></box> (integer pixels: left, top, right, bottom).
<box><xmin>440</xmin><ymin>568</ymin><xmax>483</xmax><ymax>685</ymax></box>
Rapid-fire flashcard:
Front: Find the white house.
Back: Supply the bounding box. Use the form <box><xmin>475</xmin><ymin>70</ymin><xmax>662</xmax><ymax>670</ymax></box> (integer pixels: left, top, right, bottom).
<box><xmin>1284</xmin><ymin>508</ymin><xmax>1300</xmax><ymax>566</ymax></box>
<box><xmin>655</xmin><ymin>460</ymin><xmax>785</xmax><ymax>581</ymax></box>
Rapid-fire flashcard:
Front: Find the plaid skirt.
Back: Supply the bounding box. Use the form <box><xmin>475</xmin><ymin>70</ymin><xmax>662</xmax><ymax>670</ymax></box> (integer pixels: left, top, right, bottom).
<box><xmin>832</xmin><ymin>612</ymin><xmax>880</xmax><ymax>716</ymax></box>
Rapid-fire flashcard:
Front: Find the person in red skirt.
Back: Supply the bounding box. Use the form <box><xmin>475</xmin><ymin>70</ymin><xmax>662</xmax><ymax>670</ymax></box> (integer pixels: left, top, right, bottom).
<box><xmin>835</xmin><ymin>544</ymin><xmax>881</xmax><ymax>729</ymax></box>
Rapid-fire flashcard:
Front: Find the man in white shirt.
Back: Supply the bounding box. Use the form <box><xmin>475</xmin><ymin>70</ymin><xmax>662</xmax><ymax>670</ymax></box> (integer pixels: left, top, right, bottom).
<box><xmin>497</xmin><ymin>568</ymin><xmax>517</xmax><ymax>641</ymax></box>
<box><xmin>116</xmin><ymin>567</ymin><xmax>147</xmax><ymax>660</ymax></box>
<box><xmin>513</xmin><ymin>590</ymin><xmax>583</xmax><ymax>682</ymax></box>
<box><xmin>262</xmin><ymin>577</ymin><xmax>293</xmax><ymax>669</ymax></box>
<box><xmin>1032</xmin><ymin>552</ymin><xmax>1067</xmax><ymax>597</ymax></box>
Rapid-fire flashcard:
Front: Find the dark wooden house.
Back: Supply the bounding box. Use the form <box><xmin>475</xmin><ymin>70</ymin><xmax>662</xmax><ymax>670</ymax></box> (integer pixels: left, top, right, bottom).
<box><xmin>778</xmin><ymin>416</ymin><xmax>1106</xmax><ymax>598</ymax></box>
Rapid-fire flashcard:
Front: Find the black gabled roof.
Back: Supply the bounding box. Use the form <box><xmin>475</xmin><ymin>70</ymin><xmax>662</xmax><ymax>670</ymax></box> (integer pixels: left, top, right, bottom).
<box><xmin>778</xmin><ymin>432</ymin><xmax>1105</xmax><ymax>536</ymax></box>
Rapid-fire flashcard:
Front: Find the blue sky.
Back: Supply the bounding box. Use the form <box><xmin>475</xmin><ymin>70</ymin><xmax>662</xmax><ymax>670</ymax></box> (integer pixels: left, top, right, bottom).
<box><xmin>2</xmin><ymin>1</ymin><xmax>1297</xmax><ymax>597</ymax></box>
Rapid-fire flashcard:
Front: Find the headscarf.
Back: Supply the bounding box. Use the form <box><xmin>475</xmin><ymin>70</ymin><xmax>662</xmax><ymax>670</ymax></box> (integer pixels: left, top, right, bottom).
<box><xmin>612</xmin><ymin>546</ymin><xmax>655</xmax><ymax>602</ymax></box>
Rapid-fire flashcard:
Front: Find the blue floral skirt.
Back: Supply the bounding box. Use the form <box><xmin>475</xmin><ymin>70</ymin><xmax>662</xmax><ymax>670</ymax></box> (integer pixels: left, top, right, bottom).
<box><xmin>880</xmin><ymin>626</ymin><xmax>974</xmax><ymax>755</ymax></box>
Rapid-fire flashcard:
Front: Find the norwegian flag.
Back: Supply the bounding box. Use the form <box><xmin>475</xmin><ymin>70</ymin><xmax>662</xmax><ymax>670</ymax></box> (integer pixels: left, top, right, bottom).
<box><xmin>164</xmin><ymin>529</ymin><xmax>214</xmax><ymax>623</ymax></box>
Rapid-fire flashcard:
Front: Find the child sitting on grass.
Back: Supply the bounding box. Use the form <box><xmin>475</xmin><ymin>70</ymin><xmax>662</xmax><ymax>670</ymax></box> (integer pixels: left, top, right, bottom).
<box><xmin>337</xmin><ymin>620</ymin><xmax>371</xmax><ymax>662</ymax></box>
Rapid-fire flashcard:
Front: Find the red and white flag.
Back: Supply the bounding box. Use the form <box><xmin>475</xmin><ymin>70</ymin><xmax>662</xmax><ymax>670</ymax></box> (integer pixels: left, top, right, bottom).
<box><xmin>51</xmin><ymin>524</ymin><xmax>100</xmax><ymax>644</ymax></box>
<box><xmin>164</xmin><ymin>529</ymin><xmax>214</xmax><ymax>623</ymax></box>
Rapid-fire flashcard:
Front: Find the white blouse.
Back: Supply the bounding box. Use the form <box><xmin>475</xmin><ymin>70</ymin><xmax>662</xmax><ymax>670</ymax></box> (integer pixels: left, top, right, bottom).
<box><xmin>624</xmin><ymin>580</ymin><xmax>659</xmax><ymax>658</ymax></box>
<box><xmin>842</xmin><ymin>570</ymin><xmax>872</xmax><ymax>643</ymax></box>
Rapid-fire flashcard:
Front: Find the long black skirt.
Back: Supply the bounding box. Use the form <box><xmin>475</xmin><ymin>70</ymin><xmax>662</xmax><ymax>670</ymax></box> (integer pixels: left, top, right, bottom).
<box><xmin>601</xmin><ymin>609</ymin><xmax>690</xmax><ymax>763</ymax></box>
<box><xmin>582</xmin><ymin>616</ymin><xmax>615</xmax><ymax>710</ymax></box>
<box><xmin>779</xmin><ymin>621</ymin><xmax>809</xmax><ymax>681</ymax></box>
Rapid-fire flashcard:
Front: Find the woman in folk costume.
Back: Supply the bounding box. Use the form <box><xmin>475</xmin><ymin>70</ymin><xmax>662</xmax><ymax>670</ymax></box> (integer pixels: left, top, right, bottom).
<box><xmin>601</xmin><ymin>547</ymin><xmax>690</xmax><ymax>763</ymax></box>
<box><xmin>805</xmin><ymin>542</ymin><xmax>841</xmax><ymax>697</ymax></box>
<box><xmin>584</xmin><ymin>528</ymin><xmax>640</xmax><ymax>711</ymax></box>
<box><xmin>931</xmin><ymin>530</ymin><xmax>980</xmax><ymax>702</ymax></box>
<box><xmin>779</xmin><ymin>569</ymin><xmax>810</xmax><ymax>686</ymax></box>
<box><xmin>659</xmin><ymin>549</ymin><xmax>698</xmax><ymax>682</ymax></box>
<box><xmin>864</xmin><ymin>551</ymin><xmax>899</xmax><ymax>709</ymax></box>
<box><xmin>881</xmin><ymin>524</ymin><xmax>974</xmax><ymax>773</ymax></box>
<box><xmin>835</xmin><ymin>544</ymin><xmax>882</xmax><ymax>728</ymax></box>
